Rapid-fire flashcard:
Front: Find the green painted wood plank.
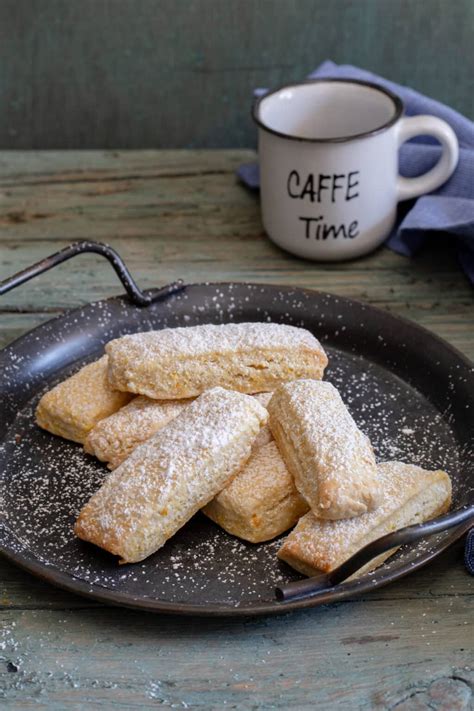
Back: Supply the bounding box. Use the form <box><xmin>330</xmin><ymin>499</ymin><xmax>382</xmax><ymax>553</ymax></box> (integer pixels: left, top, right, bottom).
<box><xmin>0</xmin><ymin>150</ymin><xmax>254</xmax><ymax>183</ymax></box>
<box><xmin>1</xmin><ymin>591</ymin><xmax>472</xmax><ymax>709</ymax></box>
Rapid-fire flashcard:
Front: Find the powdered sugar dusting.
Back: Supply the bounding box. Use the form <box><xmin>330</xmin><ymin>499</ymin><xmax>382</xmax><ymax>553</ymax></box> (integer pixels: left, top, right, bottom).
<box><xmin>84</xmin><ymin>395</ymin><xmax>193</xmax><ymax>468</ymax></box>
<box><xmin>1</xmin><ymin>344</ymin><xmax>470</xmax><ymax>609</ymax></box>
<box><xmin>85</xmin><ymin>391</ymin><xmax>274</xmax><ymax>469</ymax></box>
<box><xmin>1</xmin><ymin>282</ymin><xmax>472</xmax><ymax>612</ymax></box>
<box><xmin>280</xmin><ymin>461</ymin><xmax>451</xmax><ymax>571</ymax></box>
<box><xmin>269</xmin><ymin>379</ymin><xmax>380</xmax><ymax>518</ymax></box>
<box><xmin>76</xmin><ymin>387</ymin><xmax>268</xmax><ymax>562</ymax></box>
<box><xmin>105</xmin><ymin>321</ymin><xmax>328</xmax><ymax>398</ymax></box>
<box><xmin>106</xmin><ymin>322</ymin><xmax>323</xmax><ymax>359</ymax></box>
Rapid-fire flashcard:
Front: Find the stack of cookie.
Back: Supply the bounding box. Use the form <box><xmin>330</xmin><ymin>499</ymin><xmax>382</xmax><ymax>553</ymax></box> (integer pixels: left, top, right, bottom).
<box><xmin>36</xmin><ymin>322</ymin><xmax>451</xmax><ymax>577</ymax></box>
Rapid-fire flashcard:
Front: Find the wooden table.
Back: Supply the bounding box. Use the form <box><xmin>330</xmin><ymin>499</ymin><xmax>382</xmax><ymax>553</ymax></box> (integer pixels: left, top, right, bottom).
<box><xmin>1</xmin><ymin>151</ymin><xmax>472</xmax><ymax>710</ymax></box>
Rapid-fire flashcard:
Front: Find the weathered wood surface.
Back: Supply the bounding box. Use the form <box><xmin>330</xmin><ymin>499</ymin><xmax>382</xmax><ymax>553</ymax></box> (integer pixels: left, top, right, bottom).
<box><xmin>1</xmin><ymin>543</ymin><xmax>472</xmax><ymax>710</ymax></box>
<box><xmin>0</xmin><ymin>0</ymin><xmax>473</xmax><ymax>149</ymax></box>
<box><xmin>0</xmin><ymin>151</ymin><xmax>472</xmax><ymax>355</ymax></box>
<box><xmin>0</xmin><ymin>150</ymin><xmax>473</xmax><ymax>710</ymax></box>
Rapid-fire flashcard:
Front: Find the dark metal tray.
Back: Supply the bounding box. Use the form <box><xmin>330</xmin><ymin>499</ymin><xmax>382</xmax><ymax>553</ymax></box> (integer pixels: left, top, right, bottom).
<box><xmin>1</xmin><ymin>242</ymin><xmax>473</xmax><ymax>616</ymax></box>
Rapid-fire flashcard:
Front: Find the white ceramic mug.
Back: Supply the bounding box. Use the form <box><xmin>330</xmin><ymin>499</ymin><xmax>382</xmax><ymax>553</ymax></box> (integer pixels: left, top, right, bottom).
<box><xmin>252</xmin><ymin>79</ymin><xmax>459</xmax><ymax>261</ymax></box>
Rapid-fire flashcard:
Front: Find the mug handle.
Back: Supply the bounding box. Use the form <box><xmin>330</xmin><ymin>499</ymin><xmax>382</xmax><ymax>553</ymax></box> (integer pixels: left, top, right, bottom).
<box><xmin>396</xmin><ymin>115</ymin><xmax>459</xmax><ymax>201</ymax></box>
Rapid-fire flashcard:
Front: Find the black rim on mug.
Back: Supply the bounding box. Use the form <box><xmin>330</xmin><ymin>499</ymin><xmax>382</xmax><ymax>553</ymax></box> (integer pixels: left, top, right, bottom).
<box><xmin>252</xmin><ymin>78</ymin><xmax>405</xmax><ymax>144</ymax></box>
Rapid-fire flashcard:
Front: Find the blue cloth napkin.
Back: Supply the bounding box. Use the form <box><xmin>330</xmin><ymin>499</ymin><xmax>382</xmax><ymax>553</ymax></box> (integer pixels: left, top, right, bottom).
<box><xmin>465</xmin><ymin>529</ymin><xmax>474</xmax><ymax>575</ymax></box>
<box><xmin>237</xmin><ymin>60</ymin><xmax>474</xmax><ymax>283</ymax></box>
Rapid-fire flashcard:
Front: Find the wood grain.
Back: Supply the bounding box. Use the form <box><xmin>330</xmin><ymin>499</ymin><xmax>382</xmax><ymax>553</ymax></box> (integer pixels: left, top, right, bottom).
<box><xmin>0</xmin><ymin>151</ymin><xmax>472</xmax><ymax>358</ymax></box>
<box><xmin>0</xmin><ymin>0</ymin><xmax>472</xmax><ymax>149</ymax></box>
<box><xmin>1</xmin><ymin>544</ymin><xmax>472</xmax><ymax>709</ymax></box>
<box><xmin>0</xmin><ymin>150</ymin><xmax>472</xmax><ymax>709</ymax></box>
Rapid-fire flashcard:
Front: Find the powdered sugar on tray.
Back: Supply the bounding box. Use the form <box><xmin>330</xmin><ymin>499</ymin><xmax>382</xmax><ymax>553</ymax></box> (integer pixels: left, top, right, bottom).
<box><xmin>0</xmin><ymin>286</ymin><xmax>472</xmax><ymax>610</ymax></box>
<box><xmin>1</xmin><ymin>343</ymin><xmax>470</xmax><ymax>609</ymax></box>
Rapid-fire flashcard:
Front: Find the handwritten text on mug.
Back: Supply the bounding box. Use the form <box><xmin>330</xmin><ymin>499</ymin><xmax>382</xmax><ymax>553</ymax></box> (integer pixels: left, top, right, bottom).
<box><xmin>287</xmin><ymin>170</ymin><xmax>360</xmax><ymax>240</ymax></box>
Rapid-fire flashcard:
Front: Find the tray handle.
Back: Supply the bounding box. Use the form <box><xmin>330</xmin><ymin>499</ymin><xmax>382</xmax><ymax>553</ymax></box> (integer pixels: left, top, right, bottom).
<box><xmin>276</xmin><ymin>504</ymin><xmax>474</xmax><ymax>603</ymax></box>
<box><xmin>0</xmin><ymin>240</ymin><xmax>184</xmax><ymax>306</ymax></box>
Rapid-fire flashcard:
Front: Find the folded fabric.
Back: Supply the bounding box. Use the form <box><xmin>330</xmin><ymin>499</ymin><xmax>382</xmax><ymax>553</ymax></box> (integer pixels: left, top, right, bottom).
<box><xmin>238</xmin><ymin>60</ymin><xmax>474</xmax><ymax>283</ymax></box>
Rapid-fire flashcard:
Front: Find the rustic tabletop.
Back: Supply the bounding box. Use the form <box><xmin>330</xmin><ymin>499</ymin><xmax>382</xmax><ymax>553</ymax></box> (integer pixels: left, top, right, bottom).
<box><xmin>0</xmin><ymin>150</ymin><xmax>473</xmax><ymax>710</ymax></box>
